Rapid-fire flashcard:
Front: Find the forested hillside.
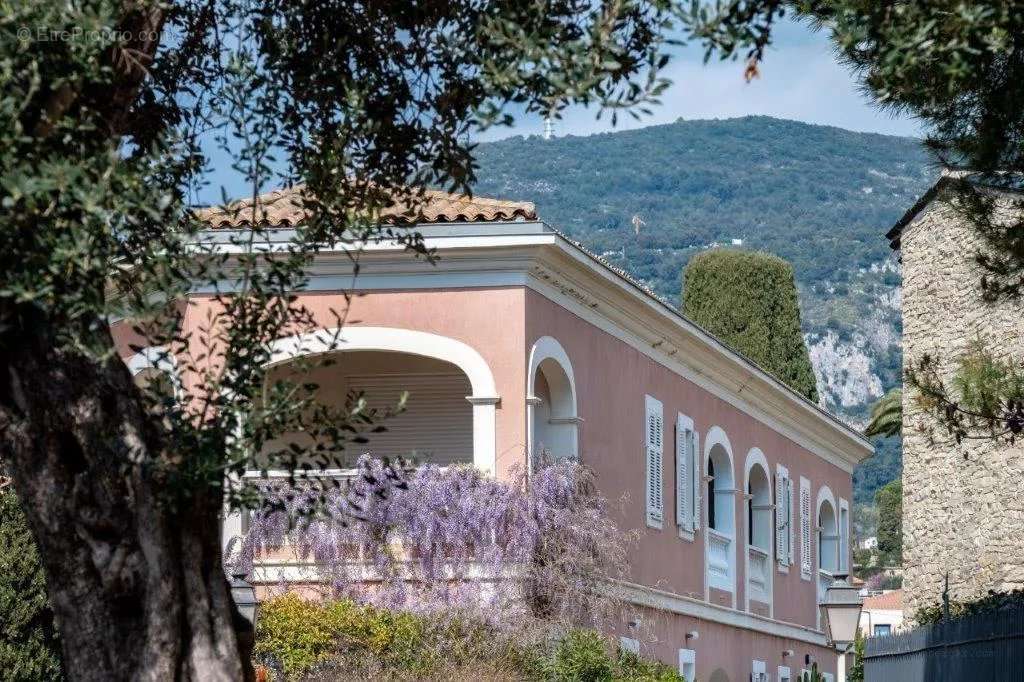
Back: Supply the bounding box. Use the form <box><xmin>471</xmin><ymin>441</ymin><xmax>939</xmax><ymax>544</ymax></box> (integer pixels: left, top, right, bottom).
<box><xmin>472</xmin><ymin>116</ymin><xmax>937</xmax><ymax>502</ymax></box>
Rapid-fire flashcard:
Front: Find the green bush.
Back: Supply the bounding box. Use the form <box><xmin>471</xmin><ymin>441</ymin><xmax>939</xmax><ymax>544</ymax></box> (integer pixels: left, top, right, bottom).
<box><xmin>255</xmin><ymin>594</ymin><xmax>684</xmax><ymax>681</ymax></box>
<box><xmin>0</xmin><ymin>487</ymin><xmax>63</xmax><ymax>681</ymax></box>
<box><xmin>681</xmin><ymin>249</ymin><xmax>819</xmax><ymax>402</ymax></box>
<box><xmin>541</xmin><ymin>630</ymin><xmax>613</xmax><ymax>682</ymax></box>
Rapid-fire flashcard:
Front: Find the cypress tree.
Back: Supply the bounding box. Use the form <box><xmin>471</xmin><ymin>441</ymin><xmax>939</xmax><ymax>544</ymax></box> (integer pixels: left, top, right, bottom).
<box><xmin>682</xmin><ymin>249</ymin><xmax>819</xmax><ymax>402</ymax></box>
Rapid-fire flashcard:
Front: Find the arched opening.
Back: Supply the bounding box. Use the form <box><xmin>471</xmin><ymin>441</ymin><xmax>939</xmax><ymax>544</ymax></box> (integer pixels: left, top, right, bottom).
<box><xmin>704</xmin><ymin>427</ymin><xmax>736</xmax><ymax>598</ymax></box>
<box><xmin>745</xmin><ymin>450</ymin><xmax>772</xmax><ymax>610</ymax></box>
<box><xmin>816</xmin><ymin>488</ymin><xmax>839</xmax><ymax>629</ymax></box>
<box><xmin>818</xmin><ymin>498</ymin><xmax>838</xmax><ymax>573</ymax></box>
<box><xmin>527</xmin><ymin>337</ymin><xmax>578</xmax><ymax>466</ymax></box>
<box><xmin>531</xmin><ymin>358</ymin><xmax>577</xmax><ymax>461</ymax></box>
<box><xmin>261</xmin><ymin>350</ymin><xmax>474</xmax><ymax>469</ymax></box>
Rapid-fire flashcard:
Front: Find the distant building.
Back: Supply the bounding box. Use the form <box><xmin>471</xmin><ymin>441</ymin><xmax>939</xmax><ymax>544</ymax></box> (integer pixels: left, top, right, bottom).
<box><xmin>857</xmin><ymin>536</ymin><xmax>878</xmax><ymax>551</ymax></box>
<box><xmin>887</xmin><ymin>173</ymin><xmax>1024</xmax><ymax>621</ymax></box>
<box><xmin>731</xmin><ymin>238</ymin><xmax>744</xmax><ymax>246</ymax></box>
<box><xmin>859</xmin><ymin>590</ymin><xmax>904</xmax><ymax>637</ymax></box>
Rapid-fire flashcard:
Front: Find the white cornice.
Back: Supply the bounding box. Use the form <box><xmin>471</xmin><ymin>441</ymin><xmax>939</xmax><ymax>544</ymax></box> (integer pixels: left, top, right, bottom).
<box><xmin>606</xmin><ymin>579</ymin><xmax>828</xmax><ymax>647</ymax></box>
<box><xmin>191</xmin><ymin>227</ymin><xmax>873</xmax><ymax>470</ymax></box>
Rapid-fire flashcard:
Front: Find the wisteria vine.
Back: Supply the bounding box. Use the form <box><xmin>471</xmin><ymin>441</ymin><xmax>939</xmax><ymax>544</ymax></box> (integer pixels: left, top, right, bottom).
<box><xmin>227</xmin><ymin>456</ymin><xmax>632</xmax><ymax>628</ymax></box>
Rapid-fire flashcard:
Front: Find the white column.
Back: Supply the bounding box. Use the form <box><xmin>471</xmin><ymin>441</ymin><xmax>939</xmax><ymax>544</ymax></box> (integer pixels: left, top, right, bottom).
<box><xmin>467</xmin><ymin>396</ymin><xmax>500</xmax><ymax>476</ymax></box>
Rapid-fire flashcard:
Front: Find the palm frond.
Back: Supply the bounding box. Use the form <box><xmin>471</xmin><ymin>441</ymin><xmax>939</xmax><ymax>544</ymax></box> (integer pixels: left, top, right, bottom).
<box><xmin>865</xmin><ymin>388</ymin><xmax>903</xmax><ymax>439</ymax></box>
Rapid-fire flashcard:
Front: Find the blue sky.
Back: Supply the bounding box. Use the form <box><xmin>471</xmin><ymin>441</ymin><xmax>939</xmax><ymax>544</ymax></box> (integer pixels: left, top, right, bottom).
<box><xmin>198</xmin><ymin>19</ymin><xmax>920</xmax><ymax>204</ymax></box>
<box><xmin>482</xmin><ymin>19</ymin><xmax>921</xmax><ymax>141</ymax></box>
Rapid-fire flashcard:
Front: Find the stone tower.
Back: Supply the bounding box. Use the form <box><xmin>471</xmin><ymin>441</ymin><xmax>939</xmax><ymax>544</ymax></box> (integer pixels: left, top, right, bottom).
<box><xmin>889</xmin><ymin>175</ymin><xmax>1024</xmax><ymax>621</ymax></box>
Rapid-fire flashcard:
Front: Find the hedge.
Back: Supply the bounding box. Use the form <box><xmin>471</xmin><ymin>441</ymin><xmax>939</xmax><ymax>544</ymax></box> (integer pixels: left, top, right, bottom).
<box><xmin>682</xmin><ymin>249</ymin><xmax>819</xmax><ymax>402</ymax></box>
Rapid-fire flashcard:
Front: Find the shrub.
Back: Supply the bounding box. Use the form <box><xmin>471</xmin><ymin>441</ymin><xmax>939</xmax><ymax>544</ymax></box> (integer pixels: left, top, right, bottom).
<box><xmin>0</xmin><ymin>486</ymin><xmax>63</xmax><ymax>680</ymax></box>
<box><xmin>681</xmin><ymin>249</ymin><xmax>819</xmax><ymax>402</ymax></box>
<box><xmin>540</xmin><ymin>630</ymin><xmax>614</xmax><ymax>682</ymax></box>
<box><xmin>255</xmin><ymin>595</ymin><xmax>683</xmax><ymax>681</ymax></box>
<box><xmin>915</xmin><ymin>588</ymin><xmax>1024</xmax><ymax>626</ymax></box>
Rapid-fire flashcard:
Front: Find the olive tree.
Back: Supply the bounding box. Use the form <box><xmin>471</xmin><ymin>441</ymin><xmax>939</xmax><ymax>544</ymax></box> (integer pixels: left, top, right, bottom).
<box><xmin>0</xmin><ymin>1</ymin><xmax>676</xmax><ymax>678</ymax></box>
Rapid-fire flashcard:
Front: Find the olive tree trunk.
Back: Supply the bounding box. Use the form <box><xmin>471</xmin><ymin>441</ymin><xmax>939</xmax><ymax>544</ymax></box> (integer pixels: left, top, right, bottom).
<box><xmin>0</xmin><ymin>312</ymin><xmax>246</xmax><ymax>681</ymax></box>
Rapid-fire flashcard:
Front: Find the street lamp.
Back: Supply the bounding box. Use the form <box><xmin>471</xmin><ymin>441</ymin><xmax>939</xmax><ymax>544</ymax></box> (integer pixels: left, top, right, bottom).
<box><xmin>230</xmin><ymin>569</ymin><xmax>259</xmax><ymax>626</ymax></box>
<box><xmin>819</xmin><ymin>573</ymin><xmax>863</xmax><ymax>647</ymax></box>
<box><xmin>819</xmin><ymin>573</ymin><xmax>863</xmax><ymax>682</ymax></box>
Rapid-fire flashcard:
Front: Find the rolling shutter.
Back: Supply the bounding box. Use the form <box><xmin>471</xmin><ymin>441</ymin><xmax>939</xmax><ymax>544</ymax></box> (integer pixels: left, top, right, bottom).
<box><xmin>645</xmin><ymin>395</ymin><xmax>664</xmax><ymax>528</ymax></box>
<box><xmin>800</xmin><ymin>476</ymin><xmax>812</xmax><ymax>579</ymax></box>
<box><xmin>349</xmin><ymin>373</ymin><xmax>472</xmax><ymax>466</ymax></box>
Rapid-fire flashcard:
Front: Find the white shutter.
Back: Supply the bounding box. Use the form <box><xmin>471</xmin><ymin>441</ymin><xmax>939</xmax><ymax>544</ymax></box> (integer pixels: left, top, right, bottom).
<box><xmin>690</xmin><ymin>429</ymin><xmax>700</xmax><ymax>532</ymax></box>
<box><xmin>645</xmin><ymin>395</ymin><xmax>664</xmax><ymax>528</ymax></box>
<box><xmin>675</xmin><ymin>414</ymin><xmax>695</xmax><ymax>533</ymax></box>
<box><xmin>800</xmin><ymin>476</ymin><xmax>812</xmax><ymax>579</ymax></box>
<box><xmin>788</xmin><ymin>477</ymin><xmax>795</xmax><ymax>566</ymax></box>
<box><xmin>775</xmin><ymin>467</ymin><xmax>787</xmax><ymax>565</ymax></box>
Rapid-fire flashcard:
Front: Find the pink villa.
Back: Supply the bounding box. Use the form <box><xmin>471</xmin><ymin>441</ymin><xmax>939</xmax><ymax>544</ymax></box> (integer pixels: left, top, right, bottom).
<box><xmin>115</xmin><ymin>188</ymin><xmax>871</xmax><ymax>682</ymax></box>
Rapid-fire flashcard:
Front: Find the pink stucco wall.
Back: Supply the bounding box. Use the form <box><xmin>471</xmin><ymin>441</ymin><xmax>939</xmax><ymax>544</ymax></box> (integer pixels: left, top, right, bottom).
<box><xmin>524</xmin><ymin>288</ymin><xmax>852</xmax><ymax>671</ymax></box>
<box><xmin>113</xmin><ymin>281</ymin><xmax>853</xmax><ymax>676</ymax></box>
<box><xmin>113</xmin><ymin>287</ymin><xmax>531</xmax><ymax>477</ymax></box>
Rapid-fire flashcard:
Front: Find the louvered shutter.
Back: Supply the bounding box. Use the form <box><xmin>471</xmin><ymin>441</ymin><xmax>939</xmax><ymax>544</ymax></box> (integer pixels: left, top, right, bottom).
<box><xmin>787</xmin><ymin>477</ymin><xmax>795</xmax><ymax>566</ymax></box>
<box><xmin>675</xmin><ymin>414</ymin><xmax>695</xmax><ymax>532</ymax></box>
<box><xmin>775</xmin><ymin>468</ymin><xmax>787</xmax><ymax>565</ymax></box>
<box><xmin>691</xmin><ymin>430</ymin><xmax>701</xmax><ymax>532</ymax></box>
<box><xmin>799</xmin><ymin>477</ymin><xmax>812</xmax><ymax>579</ymax></box>
<box><xmin>645</xmin><ymin>395</ymin><xmax>664</xmax><ymax>528</ymax></box>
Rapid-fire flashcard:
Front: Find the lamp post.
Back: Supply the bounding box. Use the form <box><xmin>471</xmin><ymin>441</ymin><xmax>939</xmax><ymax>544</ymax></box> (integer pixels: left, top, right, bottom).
<box><xmin>230</xmin><ymin>570</ymin><xmax>259</xmax><ymax>680</ymax></box>
<box><xmin>818</xmin><ymin>574</ymin><xmax>863</xmax><ymax>682</ymax></box>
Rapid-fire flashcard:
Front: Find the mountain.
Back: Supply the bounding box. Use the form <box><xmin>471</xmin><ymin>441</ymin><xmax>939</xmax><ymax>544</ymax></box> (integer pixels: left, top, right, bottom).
<box><xmin>471</xmin><ymin>116</ymin><xmax>937</xmax><ymax>502</ymax></box>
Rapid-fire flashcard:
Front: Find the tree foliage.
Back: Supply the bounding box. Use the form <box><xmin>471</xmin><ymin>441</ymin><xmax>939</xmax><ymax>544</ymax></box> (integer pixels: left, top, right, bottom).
<box><xmin>685</xmin><ymin>1</ymin><xmax>1024</xmax><ymax>444</ymax></box>
<box><xmin>874</xmin><ymin>479</ymin><xmax>902</xmax><ymax>562</ymax></box>
<box><xmin>0</xmin><ymin>485</ymin><xmax>62</xmax><ymax>681</ymax></box>
<box><xmin>865</xmin><ymin>388</ymin><xmax>902</xmax><ymax>439</ymax></box>
<box><xmin>0</xmin><ymin>0</ymin><xmax>680</xmax><ymax>677</ymax></box>
<box><xmin>682</xmin><ymin>249</ymin><xmax>819</xmax><ymax>401</ymax></box>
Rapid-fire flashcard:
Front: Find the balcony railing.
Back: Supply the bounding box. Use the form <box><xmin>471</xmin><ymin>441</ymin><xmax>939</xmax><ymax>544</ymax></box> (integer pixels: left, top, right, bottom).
<box><xmin>707</xmin><ymin>528</ymin><xmax>733</xmax><ymax>592</ymax></box>
<box><xmin>747</xmin><ymin>544</ymin><xmax>770</xmax><ymax>604</ymax></box>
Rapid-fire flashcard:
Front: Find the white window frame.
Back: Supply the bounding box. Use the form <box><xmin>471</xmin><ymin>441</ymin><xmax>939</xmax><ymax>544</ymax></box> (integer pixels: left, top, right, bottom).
<box><xmin>752</xmin><ymin>659</ymin><xmax>767</xmax><ymax>682</ymax></box>
<box><xmin>678</xmin><ymin>648</ymin><xmax>696</xmax><ymax>681</ymax></box>
<box><xmin>645</xmin><ymin>395</ymin><xmax>664</xmax><ymax>529</ymax></box>
<box><xmin>839</xmin><ymin>497</ymin><xmax>850</xmax><ymax>574</ymax></box>
<box><xmin>620</xmin><ymin>636</ymin><xmax>640</xmax><ymax>655</ymax></box>
<box><xmin>778</xmin><ymin>665</ymin><xmax>792</xmax><ymax>682</ymax></box>
<box><xmin>775</xmin><ymin>463</ymin><xmax>793</xmax><ymax>571</ymax></box>
<box><xmin>799</xmin><ymin>476</ymin><xmax>812</xmax><ymax>581</ymax></box>
<box><xmin>675</xmin><ymin>413</ymin><xmax>699</xmax><ymax>540</ymax></box>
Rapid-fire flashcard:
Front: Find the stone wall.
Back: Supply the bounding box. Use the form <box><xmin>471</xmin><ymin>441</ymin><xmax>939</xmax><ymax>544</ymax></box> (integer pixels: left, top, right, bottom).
<box><xmin>900</xmin><ymin>190</ymin><xmax>1024</xmax><ymax>621</ymax></box>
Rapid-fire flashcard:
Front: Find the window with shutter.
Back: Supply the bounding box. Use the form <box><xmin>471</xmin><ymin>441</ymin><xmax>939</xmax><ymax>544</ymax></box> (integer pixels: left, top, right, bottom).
<box><xmin>645</xmin><ymin>395</ymin><xmax>664</xmax><ymax>529</ymax></box>
<box><xmin>775</xmin><ymin>464</ymin><xmax>791</xmax><ymax>568</ymax></box>
<box><xmin>800</xmin><ymin>476</ymin><xmax>812</xmax><ymax>580</ymax></box>
<box><xmin>676</xmin><ymin>413</ymin><xmax>697</xmax><ymax>538</ymax></box>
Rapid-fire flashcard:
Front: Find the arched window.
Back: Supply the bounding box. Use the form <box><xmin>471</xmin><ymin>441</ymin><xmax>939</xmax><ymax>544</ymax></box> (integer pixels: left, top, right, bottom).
<box><xmin>704</xmin><ymin>427</ymin><xmax>736</xmax><ymax>600</ymax></box>
<box><xmin>816</xmin><ymin>486</ymin><xmax>839</xmax><ymax>630</ymax></box>
<box><xmin>744</xmin><ymin>449</ymin><xmax>773</xmax><ymax>612</ymax></box>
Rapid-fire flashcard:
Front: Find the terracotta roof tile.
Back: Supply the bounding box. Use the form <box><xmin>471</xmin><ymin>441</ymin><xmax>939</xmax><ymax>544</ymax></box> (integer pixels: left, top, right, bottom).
<box><xmin>195</xmin><ymin>186</ymin><xmax>537</xmax><ymax>228</ymax></box>
<box><xmin>863</xmin><ymin>590</ymin><xmax>903</xmax><ymax>610</ymax></box>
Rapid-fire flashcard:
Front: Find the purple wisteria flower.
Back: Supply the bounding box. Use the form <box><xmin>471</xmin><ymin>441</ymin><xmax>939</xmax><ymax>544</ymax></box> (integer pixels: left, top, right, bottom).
<box><xmin>228</xmin><ymin>455</ymin><xmax>631</xmax><ymax>628</ymax></box>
